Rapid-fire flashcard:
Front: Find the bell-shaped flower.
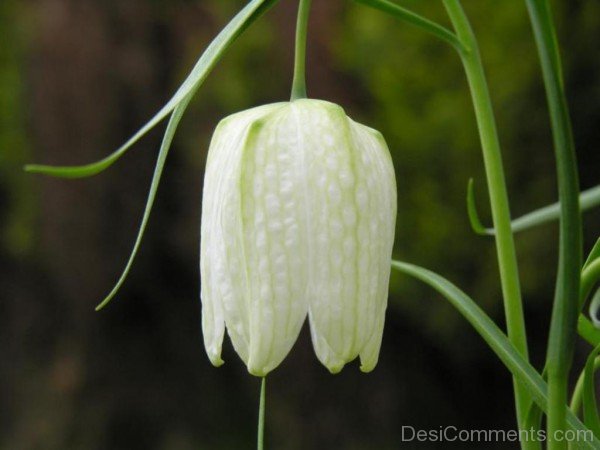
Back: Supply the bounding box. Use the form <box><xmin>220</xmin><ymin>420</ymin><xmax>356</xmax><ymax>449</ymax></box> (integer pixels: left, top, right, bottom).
<box><xmin>200</xmin><ymin>99</ymin><xmax>396</xmax><ymax>376</ymax></box>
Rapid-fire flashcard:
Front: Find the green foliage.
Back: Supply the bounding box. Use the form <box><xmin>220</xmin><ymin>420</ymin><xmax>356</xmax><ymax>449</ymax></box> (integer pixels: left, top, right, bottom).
<box><xmin>468</xmin><ymin>182</ymin><xmax>600</xmax><ymax>236</ymax></box>
<box><xmin>391</xmin><ymin>259</ymin><xmax>599</xmax><ymax>449</ymax></box>
<box><xmin>335</xmin><ymin>1</ymin><xmax>543</xmax><ymax>340</ymax></box>
<box><xmin>24</xmin><ymin>0</ymin><xmax>281</xmax><ymax>179</ymax></box>
<box><xmin>583</xmin><ymin>344</ymin><xmax>600</xmax><ymax>438</ymax></box>
<box><xmin>4</xmin><ymin>0</ymin><xmax>600</xmax><ymax>448</ymax></box>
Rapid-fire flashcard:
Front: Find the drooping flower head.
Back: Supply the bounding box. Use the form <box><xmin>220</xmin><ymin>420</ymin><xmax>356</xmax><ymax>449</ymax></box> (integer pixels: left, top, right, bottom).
<box><xmin>201</xmin><ymin>99</ymin><xmax>396</xmax><ymax>376</ymax></box>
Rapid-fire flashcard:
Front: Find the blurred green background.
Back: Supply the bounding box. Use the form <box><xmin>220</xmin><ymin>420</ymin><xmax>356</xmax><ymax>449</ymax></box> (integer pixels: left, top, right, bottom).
<box><xmin>1</xmin><ymin>0</ymin><xmax>599</xmax><ymax>448</ymax></box>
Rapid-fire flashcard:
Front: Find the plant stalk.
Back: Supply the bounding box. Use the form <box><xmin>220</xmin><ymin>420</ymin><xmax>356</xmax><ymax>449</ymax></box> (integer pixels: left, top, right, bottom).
<box><xmin>524</xmin><ymin>1</ymin><xmax>582</xmax><ymax>448</ymax></box>
<box><xmin>257</xmin><ymin>377</ymin><xmax>266</xmax><ymax>450</ymax></box>
<box><xmin>442</xmin><ymin>0</ymin><xmax>531</xmax><ymax>439</ymax></box>
<box><xmin>291</xmin><ymin>0</ymin><xmax>312</xmax><ymax>101</ymax></box>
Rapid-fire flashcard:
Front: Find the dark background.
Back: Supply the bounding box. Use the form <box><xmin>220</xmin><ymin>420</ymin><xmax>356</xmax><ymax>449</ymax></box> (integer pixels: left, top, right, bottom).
<box><xmin>1</xmin><ymin>0</ymin><xmax>599</xmax><ymax>448</ymax></box>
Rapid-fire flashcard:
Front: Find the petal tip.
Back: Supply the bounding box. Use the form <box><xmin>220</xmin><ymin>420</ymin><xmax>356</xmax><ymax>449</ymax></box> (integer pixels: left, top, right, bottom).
<box><xmin>207</xmin><ymin>347</ymin><xmax>225</xmax><ymax>368</ymax></box>
<box><xmin>247</xmin><ymin>364</ymin><xmax>271</xmax><ymax>378</ymax></box>
<box><xmin>326</xmin><ymin>363</ymin><xmax>345</xmax><ymax>375</ymax></box>
<box><xmin>359</xmin><ymin>361</ymin><xmax>377</xmax><ymax>373</ymax></box>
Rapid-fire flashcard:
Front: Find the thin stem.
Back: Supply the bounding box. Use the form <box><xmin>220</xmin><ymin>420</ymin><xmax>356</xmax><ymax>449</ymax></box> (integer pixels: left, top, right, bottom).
<box><xmin>442</xmin><ymin>0</ymin><xmax>531</xmax><ymax>439</ymax></box>
<box><xmin>351</xmin><ymin>0</ymin><xmax>466</xmax><ymax>54</ymax></box>
<box><xmin>524</xmin><ymin>1</ymin><xmax>582</xmax><ymax>448</ymax></box>
<box><xmin>257</xmin><ymin>377</ymin><xmax>266</xmax><ymax>450</ymax></box>
<box><xmin>290</xmin><ymin>0</ymin><xmax>312</xmax><ymax>101</ymax></box>
<box><xmin>547</xmin><ymin>375</ymin><xmax>567</xmax><ymax>448</ymax></box>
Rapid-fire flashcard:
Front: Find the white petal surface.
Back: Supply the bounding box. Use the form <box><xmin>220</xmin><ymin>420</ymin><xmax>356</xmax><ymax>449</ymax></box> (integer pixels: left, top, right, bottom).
<box><xmin>236</xmin><ymin>106</ymin><xmax>313</xmax><ymax>375</ymax></box>
<box><xmin>354</xmin><ymin>126</ymin><xmax>396</xmax><ymax>372</ymax></box>
<box><xmin>295</xmin><ymin>100</ymin><xmax>396</xmax><ymax>373</ymax></box>
<box><xmin>201</xmin><ymin>99</ymin><xmax>396</xmax><ymax>375</ymax></box>
<box><xmin>200</xmin><ymin>103</ymin><xmax>285</xmax><ymax>367</ymax></box>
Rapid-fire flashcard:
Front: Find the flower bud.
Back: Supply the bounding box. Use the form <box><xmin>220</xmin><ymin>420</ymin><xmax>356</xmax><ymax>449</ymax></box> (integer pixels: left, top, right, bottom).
<box><xmin>200</xmin><ymin>99</ymin><xmax>396</xmax><ymax>376</ymax></box>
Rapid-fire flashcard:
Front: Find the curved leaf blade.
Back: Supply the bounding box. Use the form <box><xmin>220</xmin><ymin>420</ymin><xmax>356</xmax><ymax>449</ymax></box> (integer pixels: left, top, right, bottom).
<box><xmin>588</xmin><ymin>290</ymin><xmax>600</xmax><ymax>330</ymax></box>
<box><xmin>584</xmin><ymin>239</ymin><xmax>600</xmax><ymax>270</ymax></box>
<box><xmin>467</xmin><ymin>183</ymin><xmax>600</xmax><ymax>236</ymax></box>
<box><xmin>583</xmin><ymin>344</ymin><xmax>600</xmax><ymax>437</ymax></box>
<box><xmin>391</xmin><ymin>259</ymin><xmax>598</xmax><ymax>448</ymax></box>
<box><xmin>351</xmin><ymin>0</ymin><xmax>465</xmax><ymax>53</ymax></box>
<box><xmin>24</xmin><ymin>0</ymin><xmax>278</xmax><ymax>179</ymax></box>
<box><xmin>582</xmin><ymin>258</ymin><xmax>600</xmax><ymax>309</ymax></box>
<box><xmin>95</xmin><ymin>96</ymin><xmax>191</xmax><ymax>311</ymax></box>
<box><xmin>572</xmin><ymin>355</ymin><xmax>600</xmax><ymax>416</ymax></box>
<box><xmin>579</xmin><ymin>315</ymin><xmax>600</xmax><ymax>347</ymax></box>
<box><xmin>466</xmin><ymin>178</ymin><xmax>493</xmax><ymax>235</ymax></box>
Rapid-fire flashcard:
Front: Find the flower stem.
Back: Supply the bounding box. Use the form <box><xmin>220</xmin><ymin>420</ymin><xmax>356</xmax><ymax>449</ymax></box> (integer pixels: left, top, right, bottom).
<box><xmin>524</xmin><ymin>2</ymin><xmax>582</xmax><ymax>448</ymax></box>
<box><xmin>442</xmin><ymin>0</ymin><xmax>531</xmax><ymax>439</ymax></box>
<box><xmin>257</xmin><ymin>377</ymin><xmax>267</xmax><ymax>450</ymax></box>
<box><xmin>290</xmin><ymin>0</ymin><xmax>312</xmax><ymax>101</ymax></box>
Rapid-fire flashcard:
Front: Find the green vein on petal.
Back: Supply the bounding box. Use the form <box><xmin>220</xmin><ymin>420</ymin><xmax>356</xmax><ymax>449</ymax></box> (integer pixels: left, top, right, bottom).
<box><xmin>24</xmin><ymin>0</ymin><xmax>279</xmax><ymax>179</ymax></box>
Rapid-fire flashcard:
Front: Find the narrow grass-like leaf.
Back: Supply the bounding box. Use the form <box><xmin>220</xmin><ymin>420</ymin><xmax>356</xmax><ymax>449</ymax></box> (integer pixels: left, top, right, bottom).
<box><xmin>578</xmin><ymin>315</ymin><xmax>600</xmax><ymax>347</ymax></box>
<box><xmin>588</xmin><ymin>290</ymin><xmax>600</xmax><ymax>330</ymax></box>
<box><xmin>467</xmin><ymin>183</ymin><xmax>600</xmax><ymax>236</ymax></box>
<box><xmin>391</xmin><ymin>260</ymin><xmax>598</xmax><ymax>448</ymax></box>
<box><xmin>352</xmin><ymin>0</ymin><xmax>465</xmax><ymax>53</ymax></box>
<box><xmin>24</xmin><ymin>0</ymin><xmax>278</xmax><ymax>179</ymax></box>
<box><xmin>523</xmin><ymin>366</ymin><xmax>547</xmax><ymax>450</ymax></box>
<box><xmin>466</xmin><ymin>178</ymin><xmax>492</xmax><ymax>236</ymax></box>
<box><xmin>576</xmin><ymin>244</ymin><xmax>600</xmax><ymax>341</ymax></box>
<box><xmin>584</xmin><ymin>239</ymin><xmax>600</xmax><ymax>270</ymax></box>
<box><xmin>442</xmin><ymin>0</ymin><xmax>530</xmax><ymax>428</ymax></box>
<box><xmin>571</xmin><ymin>356</ymin><xmax>600</xmax><ymax>416</ymax></box>
<box><xmin>523</xmin><ymin>2</ymin><xmax>582</xmax><ymax>440</ymax></box>
<box><xmin>581</xmin><ymin>258</ymin><xmax>600</xmax><ymax>311</ymax></box>
<box><xmin>95</xmin><ymin>96</ymin><xmax>191</xmax><ymax>311</ymax></box>
<box><xmin>524</xmin><ymin>402</ymin><xmax>544</xmax><ymax>450</ymax></box>
<box><xmin>583</xmin><ymin>344</ymin><xmax>600</xmax><ymax>438</ymax></box>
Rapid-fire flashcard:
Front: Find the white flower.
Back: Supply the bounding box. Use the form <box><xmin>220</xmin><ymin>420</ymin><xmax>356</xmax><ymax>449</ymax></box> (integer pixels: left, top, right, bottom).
<box><xmin>200</xmin><ymin>99</ymin><xmax>397</xmax><ymax>376</ymax></box>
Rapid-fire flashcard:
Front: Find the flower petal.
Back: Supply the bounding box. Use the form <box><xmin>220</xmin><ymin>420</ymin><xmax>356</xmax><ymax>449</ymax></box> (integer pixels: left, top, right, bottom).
<box><xmin>359</xmin><ymin>309</ymin><xmax>386</xmax><ymax>373</ymax></box>
<box><xmin>200</xmin><ymin>104</ymin><xmax>284</xmax><ymax>367</ymax></box>
<box><xmin>352</xmin><ymin>123</ymin><xmax>396</xmax><ymax>373</ymax></box>
<box><xmin>241</xmin><ymin>106</ymin><xmax>311</xmax><ymax>376</ymax></box>
<box><xmin>298</xmin><ymin>100</ymin><xmax>396</xmax><ymax>372</ymax></box>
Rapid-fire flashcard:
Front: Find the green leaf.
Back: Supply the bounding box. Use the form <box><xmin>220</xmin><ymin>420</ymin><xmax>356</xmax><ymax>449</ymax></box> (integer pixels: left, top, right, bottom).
<box><xmin>24</xmin><ymin>0</ymin><xmax>279</xmax><ymax>179</ymax></box>
<box><xmin>574</xmin><ymin>242</ymin><xmax>600</xmax><ymax>344</ymax></box>
<box><xmin>588</xmin><ymin>290</ymin><xmax>600</xmax><ymax>330</ymax></box>
<box><xmin>467</xmin><ymin>182</ymin><xmax>600</xmax><ymax>236</ymax></box>
<box><xmin>584</xmin><ymin>239</ymin><xmax>600</xmax><ymax>270</ymax></box>
<box><xmin>351</xmin><ymin>0</ymin><xmax>465</xmax><ymax>53</ymax></box>
<box><xmin>466</xmin><ymin>178</ymin><xmax>492</xmax><ymax>236</ymax></box>
<box><xmin>391</xmin><ymin>259</ymin><xmax>598</xmax><ymax>448</ymax></box>
<box><xmin>571</xmin><ymin>354</ymin><xmax>600</xmax><ymax>416</ymax></box>
<box><xmin>523</xmin><ymin>366</ymin><xmax>547</xmax><ymax>450</ymax></box>
<box><xmin>95</xmin><ymin>96</ymin><xmax>191</xmax><ymax>311</ymax></box>
<box><xmin>582</xmin><ymin>258</ymin><xmax>600</xmax><ymax>312</ymax></box>
<box><xmin>578</xmin><ymin>315</ymin><xmax>600</xmax><ymax>347</ymax></box>
<box><xmin>583</xmin><ymin>344</ymin><xmax>600</xmax><ymax>438</ymax></box>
